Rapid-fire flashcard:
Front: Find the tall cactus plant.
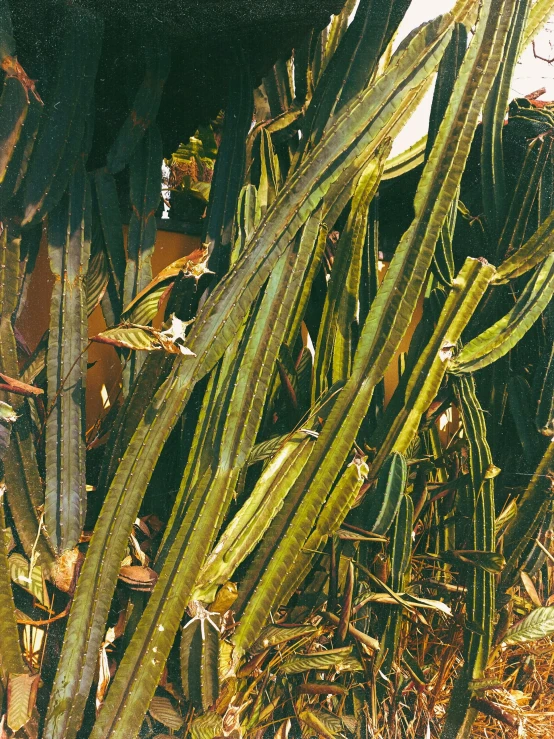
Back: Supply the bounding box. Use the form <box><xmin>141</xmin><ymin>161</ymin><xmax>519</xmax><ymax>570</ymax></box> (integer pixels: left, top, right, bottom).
<box><xmin>45</xmin><ymin>160</ymin><xmax>91</xmax><ymax>553</ymax></box>
<box><xmin>0</xmin><ymin>0</ymin><xmax>553</xmax><ymax>737</ymax></box>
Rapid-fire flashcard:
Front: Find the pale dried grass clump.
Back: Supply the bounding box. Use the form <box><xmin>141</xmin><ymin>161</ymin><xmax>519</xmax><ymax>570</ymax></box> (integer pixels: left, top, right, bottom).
<box><xmin>469</xmin><ymin>637</ymin><xmax>554</xmax><ymax>739</ymax></box>
<box><xmin>366</xmin><ymin>584</ymin><xmax>554</xmax><ymax>738</ymax></box>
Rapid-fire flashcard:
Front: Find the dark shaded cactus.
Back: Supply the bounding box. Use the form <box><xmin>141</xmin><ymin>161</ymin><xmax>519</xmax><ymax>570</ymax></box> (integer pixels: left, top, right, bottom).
<box><xmin>106</xmin><ymin>39</ymin><xmax>170</xmax><ymax>175</ymax></box>
<box><xmin>21</xmin><ymin>7</ymin><xmax>102</xmax><ymax>226</ymax></box>
<box><xmin>0</xmin><ymin>223</ymin><xmax>53</xmax><ymax>566</ymax></box>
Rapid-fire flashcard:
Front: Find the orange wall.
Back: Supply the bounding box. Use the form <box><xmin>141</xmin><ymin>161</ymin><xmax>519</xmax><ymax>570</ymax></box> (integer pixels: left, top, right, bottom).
<box><xmin>16</xmin><ymin>227</ymin><xmax>201</xmax><ymax>434</ymax></box>
<box><xmin>16</xmin><ymin>231</ymin><xmax>423</xmax><ymax>435</ymax></box>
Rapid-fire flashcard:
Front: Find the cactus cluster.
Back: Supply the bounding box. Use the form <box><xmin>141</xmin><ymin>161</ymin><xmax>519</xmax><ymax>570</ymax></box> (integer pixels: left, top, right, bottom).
<box><xmin>1</xmin><ymin>0</ymin><xmax>554</xmax><ymax>737</ymax></box>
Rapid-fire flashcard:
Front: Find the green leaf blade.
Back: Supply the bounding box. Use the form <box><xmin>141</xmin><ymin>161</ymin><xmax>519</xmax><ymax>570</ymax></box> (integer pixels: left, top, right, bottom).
<box><xmin>504</xmin><ymin>606</ymin><xmax>554</xmax><ymax>645</ymax></box>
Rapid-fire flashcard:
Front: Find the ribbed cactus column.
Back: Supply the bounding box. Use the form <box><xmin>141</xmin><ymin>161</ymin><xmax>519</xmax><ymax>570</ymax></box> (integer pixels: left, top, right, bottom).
<box><xmin>45</xmin><ymin>161</ymin><xmax>90</xmax><ymax>552</ymax></box>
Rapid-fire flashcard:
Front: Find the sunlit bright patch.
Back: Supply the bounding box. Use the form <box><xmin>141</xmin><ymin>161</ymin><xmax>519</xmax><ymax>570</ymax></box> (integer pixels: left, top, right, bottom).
<box><xmin>23</xmin><ymin>624</ymin><xmax>44</xmax><ymax>670</ymax></box>
<box><xmin>100</xmin><ymin>384</ymin><xmax>110</xmax><ymax>409</ymax></box>
<box><xmin>439</xmin><ymin>407</ymin><xmax>453</xmax><ymax>431</ymax></box>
